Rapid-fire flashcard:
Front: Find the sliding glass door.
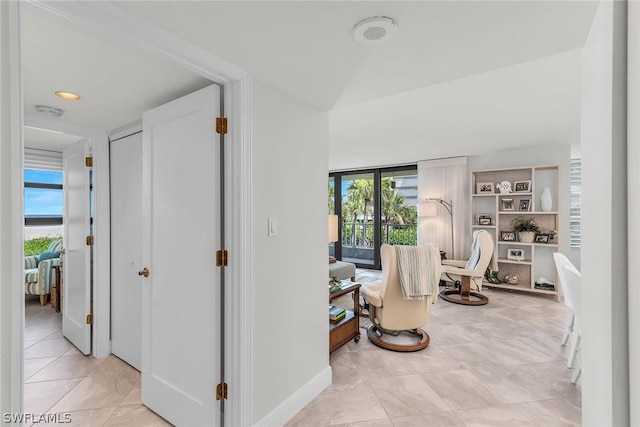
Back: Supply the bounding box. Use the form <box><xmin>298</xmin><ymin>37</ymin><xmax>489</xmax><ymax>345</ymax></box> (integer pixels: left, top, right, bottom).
<box><xmin>340</xmin><ymin>172</ymin><xmax>377</xmax><ymax>267</ymax></box>
<box><xmin>330</xmin><ymin>165</ymin><xmax>417</xmax><ymax>269</ymax></box>
<box><xmin>381</xmin><ymin>170</ymin><xmax>418</xmax><ymax>247</ymax></box>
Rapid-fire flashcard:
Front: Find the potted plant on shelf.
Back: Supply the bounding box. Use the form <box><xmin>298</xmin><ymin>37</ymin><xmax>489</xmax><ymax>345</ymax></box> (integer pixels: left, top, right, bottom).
<box><xmin>511</xmin><ymin>216</ymin><xmax>539</xmax><ymax>243</ymax></box>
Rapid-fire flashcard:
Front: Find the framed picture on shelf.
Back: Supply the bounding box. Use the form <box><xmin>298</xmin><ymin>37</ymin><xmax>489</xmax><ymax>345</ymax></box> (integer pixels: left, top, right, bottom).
<box><xmin>496</xmin><ymin>181</ymin><xmax>512</xmax><ymax>193</ymax></box>
<box><xmin>513</xmin><ymin>180</ymin><xmax>531</xmax><ymax>193</ymax></box>
<box><xmin>507</xmin><ymin>248</ymin><xmax>525</xmax><ymax>261</ymax></box>
<box><xmin>476</xmin><ymin>182</ymin><xmax>495</xmax><ymax>194</ymax></box>
<box><xmin>501</xmin><ymin>198</ymin><xmax>514</xmax><ymax>211</ymax></box>
<box><xmin>518</xmin><ymin>199</ymin><xmax>531</xmax><ymax>211</ymax></box>
<box><xmin>535</xmin><ymin>233</ymin><xmax>550</xmax><ymax>243</ymax></box>
<box><xmin>475</xmin><ymin>213</ymin><xmax>492</xmax><ymax>225</ymax></box>
<box><xmin>500</xmin><ymin>231</ymin><xmax>516</xmax><ymax>241</ymax></box>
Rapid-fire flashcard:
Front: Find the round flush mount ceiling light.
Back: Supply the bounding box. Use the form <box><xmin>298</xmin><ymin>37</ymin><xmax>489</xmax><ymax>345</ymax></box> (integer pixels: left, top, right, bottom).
<box><xmin>353</xmin><ymin>16</ymin><xmax>398</xmax><ymax>45</ymax></box>
<box><xmin>55</xmin><ymin>91</ymin><xmax>81</xmax><ymax>101</ymax></box>
<box><xmin>35</xmin><ymin>105</ymin><xmax>64</xmax><ymax>118</ymax></box>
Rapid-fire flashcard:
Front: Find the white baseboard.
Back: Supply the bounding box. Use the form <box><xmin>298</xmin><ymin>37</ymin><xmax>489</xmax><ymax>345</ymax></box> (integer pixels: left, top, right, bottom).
<box><xmin>254</xmin><ymin>366</ymin><xmax>332</xmax><ymax>427</ymax></box>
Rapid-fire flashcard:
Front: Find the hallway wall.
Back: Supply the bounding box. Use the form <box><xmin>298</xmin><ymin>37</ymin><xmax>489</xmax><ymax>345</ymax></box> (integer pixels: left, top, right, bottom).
<box><xmin>251</xmin><ymin>78</ymin><xmax>330</xmax><ymax>423</ymax></box>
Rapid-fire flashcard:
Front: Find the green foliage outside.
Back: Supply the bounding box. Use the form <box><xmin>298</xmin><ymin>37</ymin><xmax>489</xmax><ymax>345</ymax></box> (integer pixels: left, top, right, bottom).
<box><xmin>328</xmin><ymin>182</ymin><xmax>335</xmax><ymax>213</ymax></box>
<box><xmin>385</xmin><ymin>226</ymin><xmax>417</xmax><ymax>245</ymax></box>
<box><xmin>24</xmin><ymin>236</ymin><xmax>60</xmax><ymax>256</ymax></box>
<box><xmin>335</xmin><ymin>176</ymin><xmax>418</xmax><ymax>247</ymax></box>
<box><xmin>339</xmin><ymin>178</ymin><xmax>416</xmax><ymax>226</ymax></box>
<box><xmin>364</xmin><ymin>223</ymin><xmax>418</xmax><ymax>245</ymax></box>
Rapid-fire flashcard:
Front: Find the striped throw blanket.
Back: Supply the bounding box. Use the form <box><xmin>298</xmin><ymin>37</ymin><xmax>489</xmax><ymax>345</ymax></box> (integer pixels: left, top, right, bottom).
<box><xmin>395</xmin><ymin>244</ymin><xmax>441</xmax><ymax>300</ymax></box>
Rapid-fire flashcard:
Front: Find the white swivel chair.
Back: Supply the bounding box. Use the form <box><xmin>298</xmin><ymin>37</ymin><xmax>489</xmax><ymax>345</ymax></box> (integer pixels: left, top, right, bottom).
<box><xmin>439</xmin><ymin>230</ymin><xmax>494</xmax><ymax>306</ymax></box>
<box><xmin>360</xmin><ymin>244</ymin><xmax>440</xmax><ymax>352</ymax></box>
<box><xmin>561</xmin><ymin>263</ymin><xmax>581</xmax><ymax>384</ymax></box>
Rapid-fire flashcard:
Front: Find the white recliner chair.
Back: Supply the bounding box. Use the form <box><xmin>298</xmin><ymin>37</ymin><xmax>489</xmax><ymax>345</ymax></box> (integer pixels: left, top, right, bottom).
<box><xmin>439</xmin><ymin>230</ymin><xmax>494</xmax><ymax>305</ymax></box>
<box><xmin>360</xmin><ymin>244</ymin><xmax>440</xmax><ymax>352</ymax></box>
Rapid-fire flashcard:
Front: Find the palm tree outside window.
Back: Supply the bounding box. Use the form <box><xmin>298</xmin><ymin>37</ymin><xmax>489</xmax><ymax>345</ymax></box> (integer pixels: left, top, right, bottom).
<box><xmin>329</xmin><ymin>165</ymin><xmax>417</xmax><ymax>269</ymax></box>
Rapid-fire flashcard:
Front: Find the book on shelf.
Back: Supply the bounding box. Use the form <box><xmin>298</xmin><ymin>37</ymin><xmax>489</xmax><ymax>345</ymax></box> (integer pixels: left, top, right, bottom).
<box><xmin>329</xmin><ymin>305</ymin><xmax>346</xmax><ymax>321</ymax></box>
<box><xmin>330</xmin><ymin>311</ymin><xmax>346</xmax><ymax>322</ymax></box>
<box><xmin>534</xmin><ymin>283</ymin><xmax>556</xmax><ymax>291</ymax></box>
<box><xmin>330</xmin><ymin>280</ymin><xmax>354</xmax><ymax>293</ymax></box>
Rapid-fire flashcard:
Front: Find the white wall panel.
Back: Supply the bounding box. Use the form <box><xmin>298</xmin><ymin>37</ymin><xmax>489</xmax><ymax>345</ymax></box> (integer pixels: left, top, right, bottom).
<box><xmin>628</xmin><ymin>3</ymin><xmax>640</xmax><ymax>425</ymax></box>
<box><xmin>580</xmin><ymin>2</ymin><xmax>629</xmax><ymax>425</ymax></box>
<box><xmin>251</xmin><ymin>79</ymin><xmax>330</xmax><ymax>423</ymax></box>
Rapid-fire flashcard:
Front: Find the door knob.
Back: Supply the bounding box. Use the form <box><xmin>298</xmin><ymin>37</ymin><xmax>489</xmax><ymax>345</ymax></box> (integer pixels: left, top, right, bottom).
<box><xmin>138</xmin><ymin>267</ymin><xmax>149</xmax><ymax>277</ymax></box>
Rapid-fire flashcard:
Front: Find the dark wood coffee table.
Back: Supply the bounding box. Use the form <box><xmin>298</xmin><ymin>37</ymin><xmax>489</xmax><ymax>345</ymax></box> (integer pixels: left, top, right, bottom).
<box><xmin>329</xmin><ymin>281</ymin><xmax>360</xmax><ymax>353</ymax></box>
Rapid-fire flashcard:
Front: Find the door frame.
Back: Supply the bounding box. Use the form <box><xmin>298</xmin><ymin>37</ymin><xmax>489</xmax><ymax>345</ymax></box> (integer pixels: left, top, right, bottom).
<box><xmin>6</xmin><ymin>2</ymin><xmax>253</xmax><ymax>425</ymax></box>
<box><xmin>109</xmin><ymin>125</ymin><xmax>142</xmax><ymax>370</ymax></box>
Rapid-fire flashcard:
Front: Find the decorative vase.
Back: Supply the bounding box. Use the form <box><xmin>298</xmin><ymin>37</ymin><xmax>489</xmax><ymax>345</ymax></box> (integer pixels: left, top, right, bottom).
<box><xmin>518</xmin><ymin>231</ymin><xmax>536</xmax><ymax>243</ymax></box>
<box><xmin>540</xmin><ymin>187</ymin><xmax>552</xmax><ymax>212</ymax></box>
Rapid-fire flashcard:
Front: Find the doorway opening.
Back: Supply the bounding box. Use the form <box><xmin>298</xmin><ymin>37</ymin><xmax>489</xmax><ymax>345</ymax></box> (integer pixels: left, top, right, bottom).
<box><xmin>8</xmin><ymin>1</ymin><xmax>252</xmax><ymax>424</ymax></box>
<box><xmin>19</xmin><ymin>2</ymin><xmax>216</xmax><ymax>423</ymax></box>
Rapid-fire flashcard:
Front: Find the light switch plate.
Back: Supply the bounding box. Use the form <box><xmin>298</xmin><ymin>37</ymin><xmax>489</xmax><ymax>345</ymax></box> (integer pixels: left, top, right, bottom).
<box><xmin>268</xmin><ymin>217</ymin><xmax>277</xmax><ymax>237</ymax></box>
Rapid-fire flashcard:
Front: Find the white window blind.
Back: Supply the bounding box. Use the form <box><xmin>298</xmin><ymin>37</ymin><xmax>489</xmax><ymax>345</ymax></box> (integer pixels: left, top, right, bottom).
<box><xmin>24</xmin><ymin>148</ymin><xmax>63</xmax><ymax>171</ymax></box>
<box><xmin>570</xmin><ymin>159</ymin><xmax>581</xmax><ymax>247</ymax></box>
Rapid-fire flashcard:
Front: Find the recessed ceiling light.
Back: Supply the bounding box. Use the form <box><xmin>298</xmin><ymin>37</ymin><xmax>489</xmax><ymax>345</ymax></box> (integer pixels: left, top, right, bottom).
<box><xmin>35</xmin><ymin>105</ymin><xmax>64</xmax><ymax>118</ymax></box>
<box><xmin>55</xmin><ymin>91</ymin><xmax>81</xmax><ymax>101</ymax></box>
<box><xmin>353</xmin><ymin>16</ymin><xmax>398</xmax><ymax>45</ymax></box>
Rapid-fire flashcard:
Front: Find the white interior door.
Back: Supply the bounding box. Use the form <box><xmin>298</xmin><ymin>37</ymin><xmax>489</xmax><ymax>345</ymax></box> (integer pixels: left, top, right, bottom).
<box><xmin>62</xmin><ymin>139</ymin><xmax>92</xmax><ymax>355</ymax></box>
<box><xmin>141</xmin><ymin>84</ymin><xmax>220</xmax><ymax>425</ymax></box>
<box><xmin>110</xmin><ymin>132</ymin><xmax>143</xmax><ymax>370</ymax></box>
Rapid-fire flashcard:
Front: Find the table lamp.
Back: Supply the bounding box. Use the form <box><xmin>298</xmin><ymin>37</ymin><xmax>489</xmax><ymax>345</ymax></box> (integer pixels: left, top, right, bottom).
<box><xmin>328</xmin><ymin>214</ymin><xmax>338</xmax><ymax>263</ymax></box>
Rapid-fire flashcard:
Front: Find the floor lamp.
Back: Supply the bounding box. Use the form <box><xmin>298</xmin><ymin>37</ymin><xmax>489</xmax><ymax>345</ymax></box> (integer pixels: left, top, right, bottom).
<box><xmin>418</xmin><ymin>198</ymin><xmax>454</xmax><ymax>258</ymax></box>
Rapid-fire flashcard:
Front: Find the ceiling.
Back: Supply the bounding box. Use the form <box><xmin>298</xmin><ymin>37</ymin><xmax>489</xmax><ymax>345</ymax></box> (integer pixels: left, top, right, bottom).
<box><xmin>21</xmin><ymin>2</ymin><xmax>212</xmax><ymax>151</ymax></box>
<box><xmin>22</xmin><ymin>1</ymin><xmax>600</xmax><ymax>164</ymax></box>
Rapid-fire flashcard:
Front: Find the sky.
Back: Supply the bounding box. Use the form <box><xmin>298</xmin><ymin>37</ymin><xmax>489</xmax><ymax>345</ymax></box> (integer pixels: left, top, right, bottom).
<box><xmin>24</xmin><ymin>169</ymin><xmax>63</xmax><ymax>216</ymax></box>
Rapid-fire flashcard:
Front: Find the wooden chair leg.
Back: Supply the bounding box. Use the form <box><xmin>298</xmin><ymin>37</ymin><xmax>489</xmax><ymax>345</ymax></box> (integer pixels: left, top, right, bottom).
<box><xmin>460</xmin><ymin>276</ymin><xmax>471</xmax><ymax>302</ymax></box>
<box><xmin>439</xmin><ymin>275</ymin><xmax>489</xmax><ymax>306</ymax></box>
<box><xmin>39</xmin><ymin>294</ymin><xmax>47</xmax><ymax>306</ymax></box>
<box><xmin>369</xmin><ymin>305</ymin><xmax>377</xmax><ymax>324</ymax></box>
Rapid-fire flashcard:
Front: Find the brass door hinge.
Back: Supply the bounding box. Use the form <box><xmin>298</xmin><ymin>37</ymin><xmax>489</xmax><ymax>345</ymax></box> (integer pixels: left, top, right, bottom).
<box><xmin>216</xmin><ymin>382</ymin><xmax>228</xmax><ymax>400</ymax></box>
<box><xmin>86</xmin><ymin>314</ymin><xmax>93</xmax><ymax>325</ymax></box>
<box><xmin>86</xmin><ymin>235</ymin><xmax>94</xmax><ymax>246</ymax></box>
<box><xmin>216</xmin><ymin>250</ymin><xmax>228</xmax><ymax>267</ymax></box>
<box><xmin>216</xmin><ymin>117</ymin><xmax>228</xmax><ymax>135</ymax></box>
<box><xmin>85</xmin><ymin>156</ymin><xmax>93</xmax><ymax>167</ymax></box>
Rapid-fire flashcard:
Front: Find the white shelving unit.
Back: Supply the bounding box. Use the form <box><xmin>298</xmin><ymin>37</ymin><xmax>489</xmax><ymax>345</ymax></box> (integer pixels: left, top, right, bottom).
<box><xmin>471</xmin><ymin>165</ymin><xmax>560</xmax><ymax>300</ymax></box>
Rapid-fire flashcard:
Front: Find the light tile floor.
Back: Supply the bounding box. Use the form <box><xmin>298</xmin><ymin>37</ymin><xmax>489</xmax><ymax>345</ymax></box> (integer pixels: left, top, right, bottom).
<box><xmin>286</xmin><ymin>268</ymin><xmax>581</xmax><ymax>427</ymax></box>
<box><xmin>23</xmin><ymin>295</ymin><xmax>171</xmax><ymax>427</ymax></box>
<box><xmin>25</xmin><ymin>267</ymin><xmax>581</xmax><ymax>427</ymax></box>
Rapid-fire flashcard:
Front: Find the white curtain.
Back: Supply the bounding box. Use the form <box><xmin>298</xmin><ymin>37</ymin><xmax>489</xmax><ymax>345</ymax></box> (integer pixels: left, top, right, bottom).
<box><xmin>417</xmin><ymin>157</ymin><xmax>468</xmax><ymax>260</ymax></box>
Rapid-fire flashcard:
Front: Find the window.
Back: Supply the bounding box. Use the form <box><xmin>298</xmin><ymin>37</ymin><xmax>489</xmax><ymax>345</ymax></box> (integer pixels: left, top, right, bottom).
<box><xmin>570</xmin><ymin>159</ymin><xmax>581</xmax><ymax>247</ymax></box>
<box><xmin>329</xmin><ymin>165</ymin><xmax>417</xmax><ymax>268</ymax></box>
<box><xmin>24</xmin><ymin>169</ymin><xmax>63</xmax><ymax>226</ymax></box>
